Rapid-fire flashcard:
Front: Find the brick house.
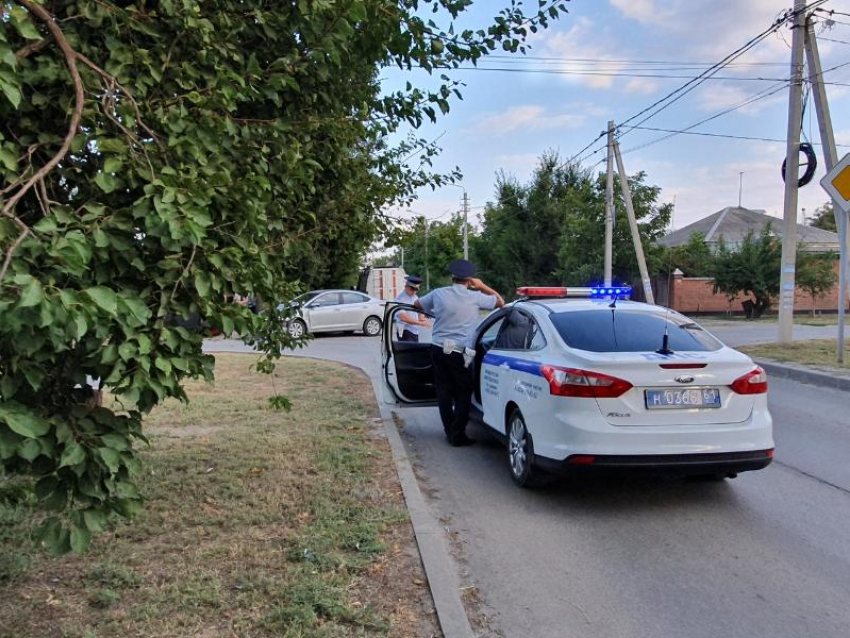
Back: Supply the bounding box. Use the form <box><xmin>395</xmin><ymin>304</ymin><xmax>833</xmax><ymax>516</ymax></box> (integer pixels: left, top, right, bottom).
<box><xmin>655</xmin><ymin>206</ymin><xmax>846</xmax><ymax>314</ymax></box>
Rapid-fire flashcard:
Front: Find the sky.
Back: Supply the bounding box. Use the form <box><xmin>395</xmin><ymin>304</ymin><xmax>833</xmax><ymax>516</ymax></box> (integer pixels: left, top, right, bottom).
<box><xmin>381</xmin><ymin>0</ymin><xmax>850</xmax><ymax>236</ymax></box>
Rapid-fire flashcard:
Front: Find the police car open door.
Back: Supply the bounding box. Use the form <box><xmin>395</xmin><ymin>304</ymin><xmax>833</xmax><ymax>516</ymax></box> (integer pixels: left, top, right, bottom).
<box><xmin>381</xmin><ymin>303</ymin><xmax>438</xmax><ymax>407</ymax></box>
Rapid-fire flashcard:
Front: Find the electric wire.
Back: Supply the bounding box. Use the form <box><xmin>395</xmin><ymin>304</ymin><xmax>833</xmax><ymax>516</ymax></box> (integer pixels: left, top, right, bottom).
<box><xmin>615</xmin><ymin>0</ymin><xmax>831</xmax><ymax>140</ymax></box>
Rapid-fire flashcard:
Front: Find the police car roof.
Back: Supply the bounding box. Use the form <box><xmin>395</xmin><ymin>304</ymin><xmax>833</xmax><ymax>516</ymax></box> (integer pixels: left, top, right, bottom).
<box><xmin>515</xmin><ymin>298</ymin><xmax>667</xmax><ymax>315</ymax></box>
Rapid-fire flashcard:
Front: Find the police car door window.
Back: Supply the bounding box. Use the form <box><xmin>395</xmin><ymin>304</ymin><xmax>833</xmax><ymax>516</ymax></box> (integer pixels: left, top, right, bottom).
<box><xmin>478</xmin><ymin>317</ymin><xmax>506</xmax><ymax>350</ymax></box>
<box><xmin>527</xmin><ymin>317</ymin><xmax>546</xmax><ymax>350</ymax></box>
<box><xmin>494</xmin><ymin>310</ymin><xmax>533</xmax><ymax>350</ymax></box>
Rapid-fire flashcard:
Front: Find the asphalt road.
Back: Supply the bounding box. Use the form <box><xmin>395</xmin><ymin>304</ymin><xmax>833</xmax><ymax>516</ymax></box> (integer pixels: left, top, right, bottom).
<box><xmin>206</xmin><ymin>328</ymin><xmax>850</xmax><ymax>638</ymax></box>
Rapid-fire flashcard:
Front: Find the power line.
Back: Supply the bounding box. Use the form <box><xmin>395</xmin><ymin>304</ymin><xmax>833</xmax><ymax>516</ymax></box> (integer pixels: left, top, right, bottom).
<box><xmin>819</xmin><ymin>35</ymin><xmax>850</xmax><ymax>45</ymax></box>
<box><xmin>440</xmin><ymin>65</ymin><xmax>790</xmax><ymax>82</ymax></box>
<box><xmin>486</xmin><ymin>54</ymin><xmax>789</xmax><ymax>67</ymax></box>
<box><xmin>619</xmin><ymin>124</ymin><xmax>850</xmax><ymax>147</ymax></box>
<box><xmin>618</xmin><ymin>57</ymin><xmax>850</xmax><ymax>155</ymax></box>
<box><xmin>615</xmin><ymin>0</ymin><xmax>831</xmax><ymax>139</ymax></box>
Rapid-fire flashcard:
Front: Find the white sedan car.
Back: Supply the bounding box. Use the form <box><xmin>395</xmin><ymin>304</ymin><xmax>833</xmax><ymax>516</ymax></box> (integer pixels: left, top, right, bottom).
<box><xmin>282</xmin><ymin>290</ymin><xmax>385</xmax><ymax>338</ymax></box>
<box><xmin>382</xmin><ymin>286</ymin><xmax>773</xmax><ymax>487</ymax></box>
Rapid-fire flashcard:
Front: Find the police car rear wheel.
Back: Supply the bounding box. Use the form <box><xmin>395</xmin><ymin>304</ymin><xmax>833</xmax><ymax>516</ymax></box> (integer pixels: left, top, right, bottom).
<box><xmin>508</xmin><ymin>410</ymin><xmax>539</xmax><ymax>488</ymax></box>
<box><xmin>363</xmin><ymin>316</ymin><xmax>382</xmax><ymax>336</ymax></box>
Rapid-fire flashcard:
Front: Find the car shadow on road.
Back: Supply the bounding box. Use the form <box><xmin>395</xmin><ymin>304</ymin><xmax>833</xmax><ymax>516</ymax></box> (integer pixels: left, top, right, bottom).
<box><xmin>465</xmin><ymin>421</ymin><xmax>745</xmax><ymax>515</ymax></box>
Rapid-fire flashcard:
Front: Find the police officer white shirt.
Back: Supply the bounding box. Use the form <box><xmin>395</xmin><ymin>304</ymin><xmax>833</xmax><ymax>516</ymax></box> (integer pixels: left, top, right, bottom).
<box><xmin>417</xmin><ymin>284</ymin><xmax>497</xmax><ymax>349</ymax></box>
<box><xmin>393</xmin><ymin>290</ymin><xmax>420</xmax><ymax>336</ymax></box>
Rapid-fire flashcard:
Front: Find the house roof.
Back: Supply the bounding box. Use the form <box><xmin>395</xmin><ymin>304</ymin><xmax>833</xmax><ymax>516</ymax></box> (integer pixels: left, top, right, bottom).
<box><xmin>657</xmin><ymin>206</ymin><xmax>840</xmax><ymax>253</ymax></box>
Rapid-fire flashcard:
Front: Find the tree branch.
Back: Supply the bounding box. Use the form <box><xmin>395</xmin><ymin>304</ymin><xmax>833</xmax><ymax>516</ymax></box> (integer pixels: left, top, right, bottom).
<box><xmin>75</xmin><ymin>52</ymin><xmax>161</xmax><ymax>145</ymax></box>
<box><xmin>1</xmin><ymin>0</ymin><xmax>85</xmax><ymax>285</ymax></box>
<box><xmin>15</xmin><ymin>35</ymin><xmax>53</xmax><ymax>60</ymax></box>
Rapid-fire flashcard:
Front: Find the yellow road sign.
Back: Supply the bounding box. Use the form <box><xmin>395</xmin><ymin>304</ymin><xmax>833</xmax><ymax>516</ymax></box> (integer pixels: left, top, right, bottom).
<box><xmin>821</xmin><ymin>153</ymin><xmax>850</xmax><ymax>213</ymax></box>
<box><xmin>832</xmin><ymin>165</ymin><xmax>850</xmax><ymax>201</ymax></box>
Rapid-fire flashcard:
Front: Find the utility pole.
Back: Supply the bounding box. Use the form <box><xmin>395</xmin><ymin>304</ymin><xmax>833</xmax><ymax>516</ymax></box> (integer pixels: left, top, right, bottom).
<box><xmin>738</xmin><ymin>172</ymin><xmax>744</xmax><ymax>208</ymax></box>
<box><xmin>778</xmin><ymin>0</ymin><xmax>807</xmax><ymax>345</ymax></box>
<box><xmin>805</xmin><ymin>15</ymin><xmax>847</xmax><ymax>362</ymax></box>
<box><xmin>400</xmin><ymin>246</ymin><xmax>404</xmax><ymax>269</ymax></box>
<box><xmin>613</xmin><ymin>139</ymin><xmax>655</xmax><ymax>304</ymax></box>
<box><xmin>604</xmin><ymin>120</ymin><xmax>615</xmax><ymax>287</ymax></box>
<box><xmin>462</xmin><ymin>190</ymin><xmax>470</xmax><ymax>260</ymax></box>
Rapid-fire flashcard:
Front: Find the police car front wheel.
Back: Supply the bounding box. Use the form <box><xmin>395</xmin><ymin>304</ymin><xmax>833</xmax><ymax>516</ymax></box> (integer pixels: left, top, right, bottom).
<box><xmin>508</xmin><ymin>410</ymin><xmax>542</xmax><ymax>488</ymax></box>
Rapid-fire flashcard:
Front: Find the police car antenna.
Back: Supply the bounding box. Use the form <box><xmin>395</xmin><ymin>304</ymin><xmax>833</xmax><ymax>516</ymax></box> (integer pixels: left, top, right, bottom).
<box><xmin>656</xmin><ymin>234</ymin><xmax>676</xmax><ymax>356</ymax></box>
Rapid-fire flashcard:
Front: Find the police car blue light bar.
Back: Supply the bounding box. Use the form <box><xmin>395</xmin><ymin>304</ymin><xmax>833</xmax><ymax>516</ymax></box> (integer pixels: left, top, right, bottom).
<box><xmin>590</xmin><ymin>285</ymin><xmax>632</xmax><ymax>299</ymax></box>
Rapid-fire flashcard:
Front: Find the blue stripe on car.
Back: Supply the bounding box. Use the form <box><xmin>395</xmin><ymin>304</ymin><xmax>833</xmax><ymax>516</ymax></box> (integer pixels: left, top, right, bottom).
<box><xmin>483</xmin><ymin>353</ymin><xmax>544</xmax><ymax>377</ymax></box>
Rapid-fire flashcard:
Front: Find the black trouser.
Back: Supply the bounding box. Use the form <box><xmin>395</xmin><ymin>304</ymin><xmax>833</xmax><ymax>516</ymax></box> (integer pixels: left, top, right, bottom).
<box><xmin>430</xmin><ymin>345</ymin><xmax>473</xmax><ymax>442</ymax></box>
<box><xmin>398</xmin><ymin>329</ymin><xmax>419</xmax><ymax>342</ymax></box>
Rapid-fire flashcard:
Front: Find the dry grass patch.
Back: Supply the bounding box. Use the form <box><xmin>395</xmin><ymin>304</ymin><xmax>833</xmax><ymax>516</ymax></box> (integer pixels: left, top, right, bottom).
<box><xmin>738</xmin><ymin>339</ymin><xmax>850</xmax><ymax>370</ymax></box>
<box><xmin>0</xmin><ymin>354</ymin><xmax>438</xmax><ymax>638</ymax></box>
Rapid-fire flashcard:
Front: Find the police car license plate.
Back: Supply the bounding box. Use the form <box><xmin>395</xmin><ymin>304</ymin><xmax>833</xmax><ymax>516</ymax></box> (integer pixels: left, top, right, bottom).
<box><xmin>644</xmin><ymin>388</ymin><xmax>721</xmax><ymax>409</ymax></box>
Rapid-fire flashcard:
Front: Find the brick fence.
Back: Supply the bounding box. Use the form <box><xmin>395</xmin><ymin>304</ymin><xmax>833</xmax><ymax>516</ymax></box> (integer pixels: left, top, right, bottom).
<box><xmin>666</xmin><ymin>262</ymin><xmax>848</xmax><ymax>314</ymax></box>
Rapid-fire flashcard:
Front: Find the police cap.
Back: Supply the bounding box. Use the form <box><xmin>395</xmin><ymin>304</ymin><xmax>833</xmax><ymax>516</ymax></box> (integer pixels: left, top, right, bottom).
<box><xmin>448</xmin><ymin>259</ymin><xmax>476</xmax><ymax>279</ymax></box>
<box><xmin>404</xmin><ymin>275</ymin><xmax>422</xmax><ymax>289</ymax></box>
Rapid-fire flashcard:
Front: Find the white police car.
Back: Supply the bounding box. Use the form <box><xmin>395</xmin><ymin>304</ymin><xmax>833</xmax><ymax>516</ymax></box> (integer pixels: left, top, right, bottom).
<box><xmin>382</xmin><ymin>286</ymin><xmax>773</xmax><ymax>487</ymax></box>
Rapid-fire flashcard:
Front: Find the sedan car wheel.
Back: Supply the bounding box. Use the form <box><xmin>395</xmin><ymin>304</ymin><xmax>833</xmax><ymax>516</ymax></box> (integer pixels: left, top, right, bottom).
<box><xmin>363</xmin><ymin>316</ymin><xmax>382</xmax><ymax>337</ymax></box>
<box><xmin>508</xmin><ymin>410</ymin><xmax>539</xmax><ymax>488</ymax></box>
<box><xmin>287</xmin><ymin>319</ymin><xmax>307</xmax><ymax>339</ymax></box>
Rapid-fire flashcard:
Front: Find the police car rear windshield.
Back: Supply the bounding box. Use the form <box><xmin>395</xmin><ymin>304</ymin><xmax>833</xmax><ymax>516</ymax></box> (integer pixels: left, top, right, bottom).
<box><xmin>550</xmin><ymin>310</ymin><xmax>723</xmax><ymax>353</ymax></box>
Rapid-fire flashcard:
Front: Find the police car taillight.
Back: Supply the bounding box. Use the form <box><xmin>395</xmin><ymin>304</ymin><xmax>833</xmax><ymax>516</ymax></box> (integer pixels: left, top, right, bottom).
<box><xmin>730</xmin><ymin>367</ymin><xmax>768</xmax><ymax>395</ymax></box>
<box><xmin>541</xmin><ymin>365</ymin><xmax>633</xmax><ymax>399</ymax></box>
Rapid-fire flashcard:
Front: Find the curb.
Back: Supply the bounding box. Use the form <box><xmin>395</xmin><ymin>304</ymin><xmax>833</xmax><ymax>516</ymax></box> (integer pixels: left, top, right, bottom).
<box><xmin>378</xmin><ymin>406</ymin><xmax>476</xmax><ymax>638</ymax></box>
<box><xmin>756</xmin><ymin>358</ymin><xmax>850</xmax><ymax>392</ymax></box>
<box><xmin>204</xmin><ymin>345</ymin><xmax>475</xmax><ymax>638</ymax></box>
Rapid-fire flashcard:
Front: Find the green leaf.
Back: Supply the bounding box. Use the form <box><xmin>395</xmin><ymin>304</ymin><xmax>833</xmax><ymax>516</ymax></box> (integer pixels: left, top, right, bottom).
<box><xmin>100</xmin><ymin>433</ymin><xmax>129</xmax><ymax>451</ymax></box>
<box><xmin>33</xmin><ymin>216</ymin><xmax>58</xmax><ymax>233</ymax></box>
<box><xmin>194</xmin><ymin>270</ymin><xmax>210</xmax><ymax>297</ymax></box>
<box><xmin>103</xmin><ymin>157</ymin><xmax>123</xmax><ymax>173</ymax></box>
<box><xmin>94</xmin><ymin>172</ymin><xmax>119</xmax><ymax>194</ymax></box>
<box><xmin>0</xmin><ymin>81</ymin><xmax>21</xmax><ymax>109</ymax></box>
<box><xmin>10</xmin><ymin>6</ymin><xmax>42</xmax><ymax>40</ymax></box>
<box><xmin>17</xmin><ymin>438</ymin><xmax>41</xmax><ymax>462</ymax></box>
<box><xmin>19</xmin><ymin>279</ymin><xmax>44</xmax><ymax>308</ymax></box>
<box><xmin>83</xmin><ymin>509</ymin><xmax>108</xmax><ymax>533</ymax></box>
<box><xmin>59</xmin><ymin>442</ymin><xmax>86</xmax><ymax>468</ymax></box>
<box><xmin>72</xmin><ymin>313</ymin><xmax>88</xmax><ymax>339</ymax></box>
<box><xmin>154</xmin><ymin>357</ymin><xmax>172</xmax><ymax>374</ymax></box>
<box><xmin>99</xmin><ymin>447</ymin><xmax>121</xmax><ymax>473</ymax></box>
<box><xmin>70</xmin><ymin>524</ymin><xmax>92</xmax><ymax>553</ymax></box>
<box><xmin>0</xmin><ymin>403</ymin><xmax>51</xmax><ymax>438</ymax></box>
<box><xmin>222</xmin><ymin>316</ymin><xmax>234</xmax><ymax>335</ymax></box>
<box><xmin>0</xmin><ymin>146</ymin><xmax>18</xmax><ymax>171</ymax></box>
<box><xmin>38</xmin><ymin>518</ymin><xmax>71</xmax><ymax>555</ymax></box>
<box><xmin>85</xmin><ymin>287</ymin><xmax>118</xmax><ymax>314</ymax></box>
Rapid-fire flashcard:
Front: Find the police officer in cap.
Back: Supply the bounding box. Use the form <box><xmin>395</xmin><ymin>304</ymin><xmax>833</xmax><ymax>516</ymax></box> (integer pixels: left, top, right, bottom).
<box><xmin>415</xmin><ymin>260</ymin><xmax>504</xmax><ymax>446</ymax></box>
<box><xmin>393</xmin><ymin>275</ymin><xmax>430</xmax><ymax>342</ymax></box>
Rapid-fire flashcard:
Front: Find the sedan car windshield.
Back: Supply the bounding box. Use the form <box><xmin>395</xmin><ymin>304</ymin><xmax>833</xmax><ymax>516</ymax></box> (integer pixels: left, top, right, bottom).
<box><xmin>550</xmin><ymin>309</ymin><xmax>722</xmax><ymax>353</ymax></box>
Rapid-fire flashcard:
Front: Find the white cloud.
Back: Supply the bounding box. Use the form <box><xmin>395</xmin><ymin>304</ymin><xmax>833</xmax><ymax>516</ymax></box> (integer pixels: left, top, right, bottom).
<box><xmin>624</xmin><ymin>78</ymin><xmax>661</xmax><ymax>95</ymax></box>
<box><xmin>474</xmin><ymin>105</ymin><xmax>585</xmax><ymax>134</ymax></box>
<box><xmin>609</xmin><ymin>0</ymin><xmax>672</xmax><ymax>25</ymax></box>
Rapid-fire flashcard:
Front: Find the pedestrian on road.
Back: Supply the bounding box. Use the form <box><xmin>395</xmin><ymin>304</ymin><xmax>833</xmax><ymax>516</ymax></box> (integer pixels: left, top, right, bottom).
<box><xmin>393</xmin><ymin>275</ymin><xmax>431</xmax><ymax>342</ymax></box>
<box><xmin>415</xmin><ymin>259</ymin><xmax>504</xmax><ymax>446</ymax></box>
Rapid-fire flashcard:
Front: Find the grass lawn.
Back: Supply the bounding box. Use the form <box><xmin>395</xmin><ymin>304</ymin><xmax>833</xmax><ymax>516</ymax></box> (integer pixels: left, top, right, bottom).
<box><xmin>738</xmin><ymin>339</ymin><xmax>850</xmax><ymax>370</ymax></box>
<box><xmin>0</xmin><ymin>355</ymin><xmax>438</xmax><ymax>638</ymax></box>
